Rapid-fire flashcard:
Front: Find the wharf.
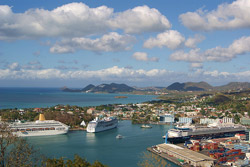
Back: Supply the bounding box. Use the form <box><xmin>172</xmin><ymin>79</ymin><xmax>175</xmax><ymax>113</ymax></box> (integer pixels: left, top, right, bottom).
<box><xmin>148</xmin><ymin>143</ymin><xmax>215</xmax><ymax>167</ymax></box>
<box><xmin>147</xmin><ymin>147</ymin><xmax>186</xmax><ymax>167</ymax></box>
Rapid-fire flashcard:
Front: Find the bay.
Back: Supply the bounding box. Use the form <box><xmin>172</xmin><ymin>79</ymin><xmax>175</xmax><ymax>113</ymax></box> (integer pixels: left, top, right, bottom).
<box><xmin>0</xmin><ymin>87</ymin><xmax>157</xmax><ymax>109</ymax></box>
<box><xmin>27</xmin><ymin>120</ymin><xmax>180</xmax><ymax>167</ymax></box>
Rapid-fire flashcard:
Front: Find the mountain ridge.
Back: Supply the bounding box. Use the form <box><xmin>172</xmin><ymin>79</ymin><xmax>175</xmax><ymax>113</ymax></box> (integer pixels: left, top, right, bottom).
<box><xmin>62</xmin><ymin>81</ymin><xmax>250</xmax><ymax>93</ymax></box>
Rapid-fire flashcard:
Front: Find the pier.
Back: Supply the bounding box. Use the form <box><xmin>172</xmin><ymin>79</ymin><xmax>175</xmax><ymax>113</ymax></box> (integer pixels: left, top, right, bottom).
<box><xmin>148</xmin><ymin>143</ymin><xmax>215</xmax><ymax>167</ymax></box>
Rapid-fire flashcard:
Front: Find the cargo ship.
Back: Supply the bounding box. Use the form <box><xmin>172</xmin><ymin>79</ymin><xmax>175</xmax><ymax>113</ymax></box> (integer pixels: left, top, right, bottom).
<box><xmin>86</xmin><ymin>117</ymin><xmax>118</xmax><ymax>133</ymax></box>
<box><xmin>165</xmin><ymin>122</ymin><xmax>246</xmax><ymax>143</ymax></box>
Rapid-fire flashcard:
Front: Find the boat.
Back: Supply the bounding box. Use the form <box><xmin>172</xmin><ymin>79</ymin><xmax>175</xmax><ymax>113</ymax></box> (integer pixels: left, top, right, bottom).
<box><xmin>166</xmin><ymin>122</ymin><xmax>246</xmax><ymax>144</ymax></box>
<box><xmin>141</xmin><ymin>124</ymin><xmax>152</xmax><ymax>128</ymax></box>
<box><xmin>86</xmin><ymin>117</ymin><xmax>118</xmax><ymax>133</ymax></box>
<box><xmin>116</xmin><ymin>134</ymin><xmax>123</xmax><ymax>139</ymax></box>
<box><xmin>9</xmin><ymin>114</ymin><xmax>69</xmax><ymax>137</ymax></box>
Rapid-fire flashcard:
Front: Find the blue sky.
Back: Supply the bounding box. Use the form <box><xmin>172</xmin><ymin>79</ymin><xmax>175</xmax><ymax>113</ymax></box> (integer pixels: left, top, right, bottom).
<box><xmin>0</xmin><ymin>0</ymin><xmax>250</xmax><ymax>87</ymax></box>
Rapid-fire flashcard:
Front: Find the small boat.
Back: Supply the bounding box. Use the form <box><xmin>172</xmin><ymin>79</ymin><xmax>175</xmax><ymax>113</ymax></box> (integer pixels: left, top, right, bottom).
<box><xmin>141</xmin><ymin>124</ymin><xmax>152</xmax><ymax>128</ymax></box>
<box><xmin>116</xmin><ymin>134</ymin><xmax>123</xmax><ymax>139</ymax></box>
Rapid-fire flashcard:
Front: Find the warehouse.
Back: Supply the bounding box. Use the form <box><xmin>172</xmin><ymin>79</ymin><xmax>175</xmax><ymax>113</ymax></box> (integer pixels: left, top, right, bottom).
<box><xmin>157</xmin><ymin>143</ymin><xmax>215</xmax><ymax>167</ymax></box>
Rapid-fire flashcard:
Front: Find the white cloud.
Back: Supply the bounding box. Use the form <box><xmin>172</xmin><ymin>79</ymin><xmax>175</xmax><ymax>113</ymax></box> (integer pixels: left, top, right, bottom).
<box><xmin>185</xmin><ymin>35</ymin><xmax>205</xmax><ymax>48</ymax></box>
<box><xmin>8</xmin><ymin>62</ymin><xmax>21</xmax><ymax>71</ymax></box>
<box><xmin>132</xmin><ymin>52</ymin><xmax>159</xmax><ymax>62</ymax></box>
<box><xmin>143</xmin><ymin>30</ymin><xmax>185</xmax><ymax>50</ymax></box>
<box><xmin>1</xmin><ymin>65</ymin><xmax>250</xmax><ymax>85</ymax></box>
<box><xmin>170</xmin><ymin>36</ymin><xmax>250</xmax><ymax>62</ymax></box>
<box><xmin>50</xmin><ymin>32</ymin><xmax>135</xmax><ymax>53</ymax></box>
<box><xmin>180</xmin><ymin>0</ymin><xmax>250</xmax><ymax>31</ymax></box>
<box><xmin>190</xmin><ymin>63</ymin><xmax>203</xmax><ymax>68</ymax></box>
<box><xmin>109</xmin><ymin>5</ymin><xmax>171</xmax><ymax>34</ymax></box>
<box><xmin>0</xmin><ymin>3</ymin><xmax>170</xmax><ymax>40</ymax></box>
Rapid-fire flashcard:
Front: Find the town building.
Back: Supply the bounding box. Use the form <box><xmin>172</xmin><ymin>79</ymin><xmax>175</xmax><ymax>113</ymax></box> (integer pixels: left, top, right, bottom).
<box><xmin>179</xmin><ymin>117</ymin><xmax>192</xmax><ymax>124</ymax></box>
<box><xmin>159</xmin><ymin>114</ymin><xmax>174</xmax><ymax>123</ymax></box>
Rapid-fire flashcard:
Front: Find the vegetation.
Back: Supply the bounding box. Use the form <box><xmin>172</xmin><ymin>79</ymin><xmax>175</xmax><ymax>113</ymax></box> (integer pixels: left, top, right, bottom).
<box><xmin>46</xmin><ymin>154</ymin><xmax>108</xmax><ymax>167</ymax></box>
<box><xmin>0</xmin><ymin>123</ymin><xmax>43</xmax><ymax>167</ymax></box>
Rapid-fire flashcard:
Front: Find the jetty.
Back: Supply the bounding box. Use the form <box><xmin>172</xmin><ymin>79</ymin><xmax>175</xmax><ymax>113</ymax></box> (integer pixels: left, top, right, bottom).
<box><xmin>148</xmin><ymin>143</ymin><xmax>215</xmax><ymax>167</ymax></box>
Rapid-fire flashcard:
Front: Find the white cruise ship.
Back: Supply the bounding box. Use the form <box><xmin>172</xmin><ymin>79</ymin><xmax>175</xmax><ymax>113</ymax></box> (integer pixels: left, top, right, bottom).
<box><xmin>9</xmin><ymin>114</ymin><xmax>69</xmax><ymax>137</ymax></box>
<box><xmin>86</xmin><ymin>117</ymin><xmax>118</xmax><ymax>133</ymax></box>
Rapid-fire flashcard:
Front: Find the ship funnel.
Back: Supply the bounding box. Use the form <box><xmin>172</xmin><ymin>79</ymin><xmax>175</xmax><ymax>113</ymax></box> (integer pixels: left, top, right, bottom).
<box><xmin>39</xmin><ymin>114</ymin><xmax>46</xmax><ymax>121</ymax></box>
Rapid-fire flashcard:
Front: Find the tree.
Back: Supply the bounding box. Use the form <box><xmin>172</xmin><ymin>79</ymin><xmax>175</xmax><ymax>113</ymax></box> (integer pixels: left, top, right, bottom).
<box><xmin>6</xmin><ymin>138</ymin><xmax>44</xmax><ymax>167</ymax></box>
<box><xmin>0</xmin><ymin>123</ymin><xmax>43</xmax><ymax>167</ymax></box>
<box><xmin>45</xmin><ymin>154</ymin><xmax>108</xmax><ymax>167</ymax></box>
<box><xmin>0</xmin><ymin>123</ymin><xmax>18</xmax><ymax>167</ymax></box>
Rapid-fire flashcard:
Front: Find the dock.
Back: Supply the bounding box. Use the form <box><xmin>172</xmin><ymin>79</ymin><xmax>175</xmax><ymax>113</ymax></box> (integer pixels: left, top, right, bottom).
<box><xmin>148</xmin><ymin>143</ymin><xmax>215</xmax><ymax>167</ymax></box>
<box><xmin>147</xmin><ymin>147</ymin><xmax>186</xmax><ymax>166</ymax></box>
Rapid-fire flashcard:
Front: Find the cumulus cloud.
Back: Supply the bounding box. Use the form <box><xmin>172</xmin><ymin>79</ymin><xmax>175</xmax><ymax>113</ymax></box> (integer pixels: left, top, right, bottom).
<box><xmin>190</xmin><ymin>63</ymin><xmax>203</xmax><ymax>68</ymax></box>
<box><xmin>109</xmin><ymin>5</ymin><xmax>171</xmax><ymax>34</ymax></box>
<box><xmin>1</xmin><ymin>65</ymin><xmax>250</xmax><ymax>85</ymax></box>
<box><xmin>0</xmin><ymin>3</ymin><xmax>170</xmax><ymax>40</ymax></box>
<box><xmin>8</xmin><ymin>62</ymin><xmax>21</xmax><ymax>71</ymax></box>
<box><xmin>170</xmin><ymin>36</ymin><xmax>250</xmax><ymax>63</ymax></box>
<box><xmin>50</xmin><ymin>32</ymin><xmax>136</xmax><ymax>53</ymax></box>
<box><xmin>185</xmin><ymin>35</ymin><xmax>205</xmax><ymax>48</ymax></box>
<box><xmin>132</xmin><ymin>52</ymin><xmax>159</xmax><ymax>62</ymax></box>
<box><xmin>180</xmin><ymin>0</ymin><xmax>250</xmax><ymax>31</ymax></box>
<box><xmin>143</xmin><ymin>30</ymin><xmax>185</xmax><ymax>50</ymax></box>
<box><xmin>0</xmin><ymin>66</ymin><xmax>168</xmax><ymax>81</ymax></box>
<box><xmin>8</xmin><ymin>61</ymin><xmax>43</xmax><ymax>70</ymax></box>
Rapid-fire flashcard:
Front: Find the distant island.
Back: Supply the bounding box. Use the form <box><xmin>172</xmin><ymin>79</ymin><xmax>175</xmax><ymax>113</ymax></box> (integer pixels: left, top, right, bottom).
<box><xmin>61</xmin><ymin>81</ymin><xmax>250</xmax><ymax>94</ymax></box>
<box><xmin>61</xmin><ymin>83</ymin><xmax>135</xmax><ymax>93</ymax></box>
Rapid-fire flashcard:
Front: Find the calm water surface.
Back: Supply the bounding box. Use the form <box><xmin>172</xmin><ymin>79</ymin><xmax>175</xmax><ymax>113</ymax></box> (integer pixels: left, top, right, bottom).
<box><xmin>0</xmin><ymin>87</ymin><xmax>157</xmax><ymax>109</ymax></box>
<box><xmin>1</xmin><ymin>88</ymin><xmax>179</xmax><ymax>166</ymax></box>
<box><xmin>28</xmin><ymin>120</ymin><xmax>179</xmax><ymax>167</ymax></box>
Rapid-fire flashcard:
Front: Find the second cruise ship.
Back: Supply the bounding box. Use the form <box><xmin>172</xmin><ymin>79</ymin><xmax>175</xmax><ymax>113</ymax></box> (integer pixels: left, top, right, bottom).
<box><xmin>86</xmin><ymin>117</ymin><xmax>118</xmax><ymax>133</ymax></box>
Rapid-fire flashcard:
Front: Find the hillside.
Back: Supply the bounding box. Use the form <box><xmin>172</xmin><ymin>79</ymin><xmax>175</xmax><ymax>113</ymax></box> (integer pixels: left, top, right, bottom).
<box><xmin>208</xmin><ymin>94</ymin><xmax>232</xmax><ymax>105</ymax></box>
<box><xmin>215</xmin><ymin>82</ymin><xmax>250</xmax><ymax>91</ymax></box>
<box><xmin>62</xmin><ymin>83</ymin><xmax>135</xmax><ymax>93</ymax></box>
<box><xmin>167</xmin><ymin>82</ymin><xmax>213</xmax><ymax>91</ymax></box>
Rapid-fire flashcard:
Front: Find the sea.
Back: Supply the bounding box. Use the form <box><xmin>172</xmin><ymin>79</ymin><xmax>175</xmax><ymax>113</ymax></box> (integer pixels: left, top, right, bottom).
<box><xmin>0</xmin><ymin>87</ymin><xmax>157</xmax><ymax>109</ymax></box>
<box><xmin>0</xmin><ymin>87</ymin><xmax>179</xmax><ymax>167</ymax></box>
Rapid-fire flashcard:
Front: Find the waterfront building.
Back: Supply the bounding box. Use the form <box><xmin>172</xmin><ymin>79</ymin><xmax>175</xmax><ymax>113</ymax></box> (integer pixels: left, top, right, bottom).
<box><xmin>159</xmin><ymin>114</ymin><xmax>174</xmax><ymax>123</ymax></box>
<box><xmin>178</xmin><ymin>117</ymin><xmax>192</xmax><ymax>124</ymax></box>
<box><xmin>200</xmin><ymin>117</ymin><xmax>234</xmax><ymax>125</ymax></box>
<box><xmin>222</xmin><ymin>117</ymin><xmax>234</xmax><ymax>124</ymax></box>
<box><xmin>156</xmin><ymin>144</ymin><xmax>215</xmax><ymax>167</ymax></box>
<box><xmin>241</xmin><ymin>118</ymin><xmax>250</xmax><ymax>125</ymax></box>
<box><xmin>200</xmin><ymin>118</ymin><xmax>218</xmax><ymax>124</ymax></box>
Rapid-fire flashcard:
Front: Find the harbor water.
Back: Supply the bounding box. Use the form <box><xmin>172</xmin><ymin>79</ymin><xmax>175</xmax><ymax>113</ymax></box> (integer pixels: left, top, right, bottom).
<box><xmin>28</xmin><ymin>120</ymin><xmax>180</xmax><ymax>167</ymax></box>
<box><xmin>0</xmin><ymin>87</ymin><xmax>179</xmax><ymax>166</ymax></box>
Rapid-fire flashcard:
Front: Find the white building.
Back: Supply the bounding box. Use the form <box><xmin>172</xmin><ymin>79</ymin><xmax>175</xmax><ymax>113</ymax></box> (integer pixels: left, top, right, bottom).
<box><xmin>179</xmin><ymin>117</ymin><xmax>192</xmax><ymax>124</ymax></box>
<box><xmin>221</xmin><ymin>117</ymin><xmax>234</xmax><ymax>124</ymax></box>
<box><xmin>159</xmin><ymin>114</ymin><xmax>174</xmax><ymax>123</ymax></box>
<box><xmin>200</xmin><ymin>117</ymin><xmax>234</xmax><ymax>125</ymax></box>
<box><xmin>200</xmin><ymin>118</ymin><xmax>218</xmax><ymax>124</ymax></box>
